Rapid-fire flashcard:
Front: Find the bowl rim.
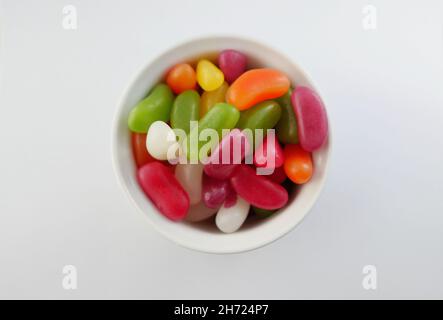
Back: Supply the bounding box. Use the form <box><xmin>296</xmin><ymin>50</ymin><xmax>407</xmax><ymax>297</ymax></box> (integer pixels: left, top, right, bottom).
<box><xmin>111</xmin><ymin>35</ymin><xmax>333</xmax><ymax>254</ymax></box>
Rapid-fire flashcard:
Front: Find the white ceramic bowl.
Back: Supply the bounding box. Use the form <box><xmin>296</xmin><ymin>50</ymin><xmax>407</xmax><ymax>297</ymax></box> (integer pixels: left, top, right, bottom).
<box><xmin>112</xmin><ymin>36</ymin><xmax>331</xmax><ymax>254</ymax></box>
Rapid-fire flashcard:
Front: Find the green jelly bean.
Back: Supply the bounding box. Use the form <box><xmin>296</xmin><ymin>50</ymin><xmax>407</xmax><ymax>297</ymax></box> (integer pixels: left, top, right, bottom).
<box><xmin>171</xmin><ymin>90</ymin><xmax>200</xmax><ymax>134</ymax></box>
<box><xmin>237</xmin><ymin>100</ymin><xmax>281</xmax><ymax>146</ymax></box>
<box><xmin>128</xmin><ymin>84</ymin><xmax>174</xmax><ymax>133</ymax></box>
<box><xmin>276</xmin><ymin>89</ymin><xmax>299</xmax><ymax>144</ymax></box>
<box><xmin>185</xmin><ymin>103</ymin><xmax>240</xmax><ymax>161</ymax></box>
<box><xmin>253</xmin><ymin>207</ymin><xmax>276</xmax><ymax>218</ymax></box>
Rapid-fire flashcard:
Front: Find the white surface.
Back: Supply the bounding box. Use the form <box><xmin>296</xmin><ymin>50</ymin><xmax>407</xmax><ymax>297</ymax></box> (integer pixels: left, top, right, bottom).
<box><xmin>0</xmin><ymin>0</ymin><xmax>443</xmax><ymax>299</ymax></box>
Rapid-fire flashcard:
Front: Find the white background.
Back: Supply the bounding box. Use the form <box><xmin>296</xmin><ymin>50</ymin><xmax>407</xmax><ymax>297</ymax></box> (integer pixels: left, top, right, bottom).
<box><xmin>1</xmin><ymin>0</ymin><xmax>443</xmax><ymax>299</ymax></box>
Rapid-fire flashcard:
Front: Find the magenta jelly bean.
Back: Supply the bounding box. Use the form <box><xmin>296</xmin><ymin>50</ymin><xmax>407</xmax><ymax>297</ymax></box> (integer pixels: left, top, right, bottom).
<box><xmin>230</xmin><ymin>164</ymin><xmax>288</xmax><ymax>210</ymax></box>
<box><xmin>202</xmin><ymin>174</ymin><xmax>234</xmax><ymax>209</ymax></box>
<box><xmin>291</xmin><ymin>86</ymin><xmax>328</xmax><ymax>152</ymax></box>
<box><xmin>204</xmin><ymin>129</ymin><xmax>250</xmax><ymax>180</ymax></box>
<box><xmin>254</xmin><ymin>133</ymin><xmax>284</xmax><ymax>169</ymax></box>
<box><xmin>218</xmin><ymin>50</ymin><xmax>247</xmax><ymax>84</ymax></box>
<box><xmin>137</xmin><ymin>162</ymin><xmax>190</xmax><ymax>221</ymax></box>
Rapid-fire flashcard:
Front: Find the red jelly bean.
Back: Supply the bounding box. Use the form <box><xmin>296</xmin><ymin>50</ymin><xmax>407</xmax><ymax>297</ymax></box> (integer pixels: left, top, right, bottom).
<box><xmin>137</xmin><ymin>162</ymin><xmax>190</xmax><ymax>221</ymax></box>
<box><xmin>224</xmin><ymin>189</ymin><xmax>237</xmax><ymax>208</ymax></box>
<box><xmin>131</xmin><ymin>133</ymin><xmax>155</xmax><ymax>168</ymax></box>
<box><xmin>267</xmin><ymin>166</ymin><xmax>287</xmax><ymax>184</ymax></box>
<box><xmin>204</xmin><ymin>164</ymin><xmax>238</xmax><ymax>181</ymax></box>
<box><xmin>230</xmin><ymin>164</ymin><xmax>288</xmax><ymax>210</ymax></box>
<box><xmin>204</xmin><ymin>129</ymin><xmax>250</xmax><ymax>180</ymax></box>
<box><xmin>202</xmin><ymin>174</ymin><xmax>234</xmax><ymax>209</ymax></box>
<box><xmin>291</xmin><ymin>86</ymin><xmax>328</xmax><ymax>152</ymax></box>
<box><xmin>253</xmin><ymin>133</ymin><xmax>284</xmax><ymax>169</ymax></box>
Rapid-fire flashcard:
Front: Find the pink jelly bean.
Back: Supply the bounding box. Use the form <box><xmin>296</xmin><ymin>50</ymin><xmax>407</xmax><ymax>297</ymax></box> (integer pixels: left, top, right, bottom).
<box><xmin>253</xmin><ymin>134</ymin><xmax>284</xmax><ymax>169</ymax></box>
<box><xmin>204</xmin><ymin>129</ymin><xmax>250</xmax><ymax>180</ymax></box>
<box><xmin>137</xmin><ymin>162</ymin><xmax>190</xmax><ymax>221</ymax></box>
<box><xmin>291</xmin><ymin>86</ymin><xmax>328</xmax><ymax>152</ymax></box>
<box><xmin>230</xmin><ymin>164</ymin><xmax>288</xmax><ymax>210</ymax></box>
<box><xmin>202</xmin><ymin>174</ymin><xmax>234</xmax><ymax>209</ymax></box>
<box><xmin>267</xmin><ymin>166</ymin><xmax>287</xmax><ymax>184</ymax></box>
<box><xmin>218</xmin><ymin>50</ymin><xmax>247</xmax><ymax>84</ymax></box>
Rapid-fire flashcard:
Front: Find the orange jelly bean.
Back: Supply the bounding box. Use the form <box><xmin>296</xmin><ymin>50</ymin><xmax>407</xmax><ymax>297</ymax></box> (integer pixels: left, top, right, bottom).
<box><xmin>283</xmin><ymin>144</ymin><xmax>313</xmax><ymax>184</ymax></box>
<box><xmin>226</xmin><ymin>68</ymin><xmax>290</xmax><ymax>110</ymax></box>
<box><xmin>131</xmin><ymin>133</ymin><xmax>155</xmax><ymax>168</ymax></box>
<box><xmin>166</xmin><ymin>63</ymin><xmax>196</xmax><ymax>94</ymax></box>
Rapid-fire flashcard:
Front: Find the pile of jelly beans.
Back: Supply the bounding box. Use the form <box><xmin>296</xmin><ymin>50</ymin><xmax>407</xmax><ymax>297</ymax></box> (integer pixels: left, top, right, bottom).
<box><xmin>127</xmin><ymin>49</ymin><xmax>328</xmax><ymax>233</ymax></box>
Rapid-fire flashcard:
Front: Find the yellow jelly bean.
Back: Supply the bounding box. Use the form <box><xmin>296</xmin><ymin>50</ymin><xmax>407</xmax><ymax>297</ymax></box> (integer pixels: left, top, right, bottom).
<box><xmin>196</xmin><ymin>59</ymin><xmax>224</xmax><ymax>92</ymax></box>
<box><xmin>200</xmin><ymin>81</ymin><xmax>229</xmax><ymax>118</ymax></box>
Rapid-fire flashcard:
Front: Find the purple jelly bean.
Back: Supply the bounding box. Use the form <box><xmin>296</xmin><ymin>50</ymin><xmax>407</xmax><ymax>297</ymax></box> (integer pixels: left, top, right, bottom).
<box><xmin>202</xmin><ymin>174</ymin><xmax>234</xmax><ymax>209</ymax></box>
<box><xmin>291</xmin><ymin>86</ymin><xmax>328</xmax><ymax>152</ymax></box>
<box><xmin>218</xmin><ymin>50</ymin><xmax>247</xmax><ymax>84</ymax></box>
<box><xmin>204</xmin><ymin>129</ymin><xmax>250</xmax><ymax>180</ymax></box>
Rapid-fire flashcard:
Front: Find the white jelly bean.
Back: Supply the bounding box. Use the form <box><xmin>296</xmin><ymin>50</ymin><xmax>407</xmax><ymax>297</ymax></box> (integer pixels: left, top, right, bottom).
<box><xmin>175</xmin><ymin>163</ymin><xmax>203</xmax><ymax>205</ymax></box>
<box><xmin>215</xmin><ymin>196</ymin><xmax>250</xmax><ymax>233</ymax></box>
<box><xmin>185</xmin><ymin>202</ymin><xmax>219</xmax><ymax>222</ymax></box>
<box><xmin>146</xmin><ymin>121</ymin><xmax>179</xmax><ymax>161</ymax></box>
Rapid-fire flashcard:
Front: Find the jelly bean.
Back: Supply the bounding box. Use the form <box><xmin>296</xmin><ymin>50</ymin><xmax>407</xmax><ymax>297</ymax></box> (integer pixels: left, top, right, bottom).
<box><xmin>164</xmin><ymin>162</ymin><xmax>177</xmax><ymax>173</ymax></box>
<box><xmin>291</xmin><ymin>86</ymin><xmax>328</xmax><ymax>151</ymax></box>
<box><xmin>131</xmin><ymin>133</ymin><xmax>155</xmax><ymax>168</ymax></box>
<box><xmin>237</xmin><ymin>100</ymin><xmax>281</xmax><ymax>146</ymax></box>
<box><xmin>267</xmin><ymin>166</ymin><xmax>287</xmax><ymax>184</ymax></box>
<box><xmin>204</xmin><ymin>164</ymin><xmax>237</xmax><ymax>181</ymax></box>
<box><xmin>218</xmin><ymin>50</ymin><xmax>247</xmax><ymax>84</ymax></box>
<box><xmin>170</xmin><ymin>90</ymin><xmax>200</xmax><ymax>134</ymax></box>
<box><xmin>203</xmin><ymin>129</ymin><xmax>250</xmax><ymax>180</ymax></box>
<box><xmin>185</xmin><ymin>103</ymin><xmax>240</xmax><ymax>161</ymax></box>
<box><xmin>202</xmin><ymin>174</ymin><xmax>234</xmax><ymax>209</ymax></box>
<box><xmin>224</xmin><ymin>188</ymin><xmax>237</xmax><ymax>208</ymax></box>
<box><xmin>196</xmin><ymin>59</ymin><xmax>224</xmax><ymax>92</ymax></box>
<box><xmin>215</xmin><ymin>196</ymin><xmax>250</xmax><ymax>233</ymax></box>
<box><xmin>175</xmin><ymin>163</ymin><xmax>203</xmax><ymax>205</ymax></box>
<box><xmin>146</xmin><ymin>121</ymin><xmax>180</xmax><ymax>161</ymax></box>
<box><xmin>166</xmin><ymin>63</ymin><xmax>197</xmax><ymax>94</ymax></box>
<box><xmin>230</xmin><ymin>164</ymin><xmax>288</xmax><ymax>210</ymax></box>
<box><xmin>254</xmin><ymin>133</ymin><xmax>284</xmax><ymax>169</ymax></box>
<box><xmin>200</xmin><ymin>82</ymin><xmax>229</xmax><ymax>118</ymax></box>
<box><xmin>137</xmin><ymin>162</ymin><xmax>190</xmax><ymax>221</ymax></box>
<box><xmin>253</xmin><ymin>207</ymin><xmax>275</xmax><ymax>218</ymax></box>
<box><xmin>185</xmin><ymin>201</ymin><xmax>219</xmax><ymax>222</ymax></box>
<box><xmin>283</xmin><ymin>144</ymin><xmax>313</xmax><ymax>184</ymax></box>
<box><xmin>128</xmin><ymin>84</ymin><xmax>174</xmax><ymax>133</ymax></box>
<box><xmin>276</xmin><ymin>89</ymin><xmax>299</xmax><ymax>144</ymax></box>
<box><xmin>226</xmin><ymin>69</ymin><xmax>290</xmax><ymax>111</ymax></box>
